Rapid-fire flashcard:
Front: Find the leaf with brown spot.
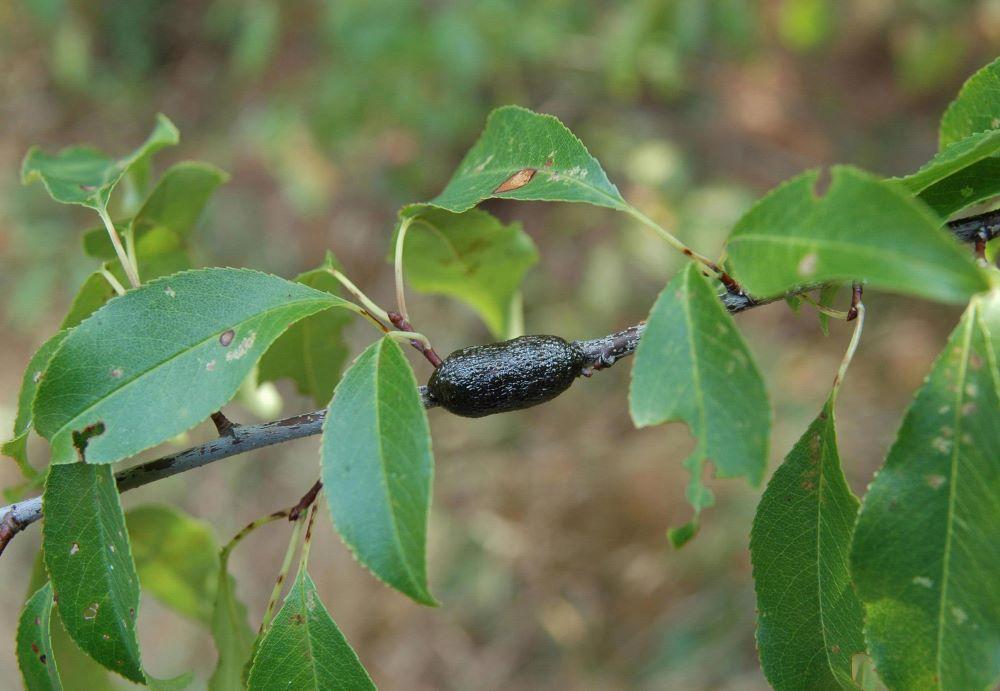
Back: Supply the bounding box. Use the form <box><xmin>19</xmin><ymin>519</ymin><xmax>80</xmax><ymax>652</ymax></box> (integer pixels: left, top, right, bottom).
<box><xmin>494</xmin><ymin>167</ymin><xmax>536</xmax><ymax>193</ymax></box>
<box><xmin>17</xmin><ymin>582</ymin><xmax>62</xmax><ymax>690</ymax></box>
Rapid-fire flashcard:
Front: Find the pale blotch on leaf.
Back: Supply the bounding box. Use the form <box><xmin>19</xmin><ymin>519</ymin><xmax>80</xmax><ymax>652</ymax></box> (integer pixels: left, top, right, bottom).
<box><xmin>926</xmin><ymin>474</ymin><xmax>947</xmax><ymax>489</ymax></box>
<box><xmin>495</xmin><ymin>168</ymin><xmax>536</xmax><ymax>193</ymax></box>
<box><xmin>797</xmin><ymin>252</ymin><xmax>819</xmax><ymax>276</ymax></box>
<box><xmin>110</xmin><ymin>367</ymin><xmax>124</xmax><ymax>379</ymax></box>
<box><xmin>225</xmin><ymin>332</ymin><xmax>257</xmax><ymax>361</ymax></box>
<box><xmin>932</xmin><ymin>437</ymin><xmax>953</xmax><ymax>454</ymax></box>
<box><xmin>205</xmin><ymin>360</ymin><xmax>216</xmax><ymax>372</ymax></box>
<box><xmin>912</xmin><ymin>576</ymin><xmax>934</xmax><ymax>588</ymax></box>
<box><xmin>83</xmin><ymin>602</ymin><xmax>100</xmax><ymax>620</ymax></box>
<box><xmin>70</xmin><ymin>542</ymin><xmax>80</xmax><ymax>555</ymax></box>
<box><xmin>952</xmin><ymin>607</ymin><xmax>969</xmax><ymax>624</ymax></box>
<box><xmin>965</xmin><ymin>383</ymin><xmax>978</xmax><ymax>397</ymax></box>
<box><xmin>164</xmin><ymin>286</ymin><xmax>176</xmax><ymax>298</ymax></box>
<box><xmin>32</xmin><ymin>370</ymin><xmax>43</xmax><ymax>384</ymax></box>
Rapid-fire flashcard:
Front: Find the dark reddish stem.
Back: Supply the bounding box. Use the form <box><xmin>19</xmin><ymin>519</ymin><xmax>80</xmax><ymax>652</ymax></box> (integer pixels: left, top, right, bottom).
<box><xmin>211</xmin><ymin>411</ymin><xmax>239</xmax><ymax>437</ymax></box>
<box><xmin>847</xmin><ymin>283</ymin><xmax>864</xmax><ymax>321</ymax></box>
<box><xmin>388</xmin><ymin>311</ymin><xmax>444</xmax><ymax>368</ymax></box>
<box><xmin>288</xmin><ymin>480</ymin><xmax>323</xmax><ymax>522</ymax></box>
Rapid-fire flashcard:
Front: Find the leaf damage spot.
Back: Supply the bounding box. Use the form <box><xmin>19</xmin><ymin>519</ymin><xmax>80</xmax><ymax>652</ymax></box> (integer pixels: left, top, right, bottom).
<box><xmin>495</xmin><ymin>168</ymin><xmax>537</xmax><ymax>194</ymax></box>
<box><xmin>926</xmin><ymin>474</ymin><xmax>946</xmax><ymax>490</ymax></box>
<box><xmin>32</xmin><ymin>370</ymin><xmax>43</xmax><ymax>384</ymax></box>
<box><xmin>70</xmin><ymin>542</ymin><xmax>80</xmax><ymax>555</ymax></box>
<box><xmin>219</xmin><ymin>329</ymin><xmax>236</xmax><ymax>347</ymax></box>
<box><xmin>472</xmin><ymin>154</ymin><xmax>494</xmax><ymax>173</ymax></box>
<box><xmin>931</xmin><ymin>437</ymin><xmax>952</xmax><ymax>454</ymax></box>
<box><xmin>72</xmin><ymin>421</ymin><xmax>106</xmax><ymax>462</ymax></box>
<box><xmin>206</xmin><ymin>360</ymin><xmax>217</xmax><ymax>372</ymax></box>
<box><xmin>83</xmin><ymin>602</ymin><xmax>99</xmax><ymax>620</ymax></box>
<box><xmin>912</xmin><ymin>576</ymin><xmax>933</xmax><ymax>588</ymax></box>
<box><xmin>109</xmin><ymin>367</ymin><xmax>124</xmax><ymax>379</ymax></box>
<box><xmin>797</xmin><ymin>252</ymin><xmax>818</xmax><ymax>277</ymax></box>
<box><xmin>961</xmin><ymin>402</ymin><xmax>977</xmax><ymax>416</ymax></box>
<box><xmin>164</xmin><ymin>286</ymin><xmax>176</xmax><ymax>298</ymax></box>
<box><xmin>951</xmin><ymin>606</ymin><xmax>968</xmax><ymax>624</ymax></box>
<box><xmin>225</xmin><ymin>332</ymin><xmax>257</xmax><ymax>362</ymax></box>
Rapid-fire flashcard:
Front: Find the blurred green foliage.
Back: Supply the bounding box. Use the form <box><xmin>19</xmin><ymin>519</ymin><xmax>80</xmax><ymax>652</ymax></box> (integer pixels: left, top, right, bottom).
<box><xmin>2</xmin><ymin>1</ymin><xmax>999</xmax><ymax>688</ymax></box>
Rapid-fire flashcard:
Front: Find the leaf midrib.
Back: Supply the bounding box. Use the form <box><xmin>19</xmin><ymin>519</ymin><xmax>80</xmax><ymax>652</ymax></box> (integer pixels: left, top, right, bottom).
<box><xmin>435</xmin><ymin>164</ymin><xmax>626</xmax><ymax>211</ymax></box>
<box><xmin>935</xmin><ymin>301</ymin><xmax>976</xmax><ymax>680</ymax></box>
<box><xmin>371</xmin><ymin>341</ymin><xmax>424</xmax><ymax>599</ymax></box>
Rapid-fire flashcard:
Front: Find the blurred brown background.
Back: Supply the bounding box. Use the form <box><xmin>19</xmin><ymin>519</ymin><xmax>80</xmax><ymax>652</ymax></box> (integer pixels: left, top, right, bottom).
<box><xmin>1</xmin><ymin>1</ymin><xmax>998</xmax><ymax>688</ymax></box>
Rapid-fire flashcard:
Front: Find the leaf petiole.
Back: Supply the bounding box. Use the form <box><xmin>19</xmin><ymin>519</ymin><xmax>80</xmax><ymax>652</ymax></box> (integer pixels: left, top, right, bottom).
<box><xmin>97</xmin><ymin>206</ymin><xmax>141</xmax><ymax>288</ymax></box>
<box><xmin>97</xmin><ymin>266</ymin><xmax>127</xmax><ymax>296</ymax></box>
<box><xmin>625</xmin><ymin>205</ymin><xmax>740</xmax><ymax>291</ymax></box>
<box><xmin>259</xmin><ymin>517</ymin><xmax>305</xmax><ymax>635</ymax></box>
<box><xmin>326</xmin><ymin>269</ymin><xmax>392</xmax><ymax>327</ymax></box>
<box><xmin>393</xmin><ymin>216</ymin><xmax>414</xmax><ymax>322</ymax></box>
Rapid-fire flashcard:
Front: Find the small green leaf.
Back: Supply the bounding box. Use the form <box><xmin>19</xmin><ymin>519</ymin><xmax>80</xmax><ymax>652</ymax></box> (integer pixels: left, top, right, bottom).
<box><xmin>17</xmin><ymin>582</ymin><xmax>63</xmax><ymax>691</ymax></box>
<box><xmin>247</xmin><ymin>570</ymin><xmax>374</xmax><ymax>690</ymax></box>
<box><xmin>750</xmin><ymin>398</ymin><xmax>865</xmax><ymax>690</ymax></box>
<box><xmin>915</xmin><ymin>157</ymin><xmax>1000</xmax><ymax>218</ymax></box>
<box><xmin>33</xmin><ymin>268</ymin><xmax>354</xmax><ymax>465</ymax></box>
<box><xmin>939</xmin><ymin>56</ymin><xmax>1000</xmax><ymax>148</ymax></box>
<box><xmin>258</xmin><ymin>253</ymin><xmax>352</xmax><ymax>406</ymax></box>
<box><xmin>629</xmin><ymin>263</ymin><xmax>770</xmax><ymax>519</ymax></box>
<box><xmin>43</xmin><ymin>463</ymin><xmax>144</xmax><ymax>683</ymax></box>
<box><xmin>420</xmin><ymin>105</ymin><xmax>628</xmax><ymax>213</ymax></box>
<box><xmin>21</xmin><ymin>114</ymin><xmax>179</xmax><ymax>210</ymax></box>
<box><xmin>850</xmin><ymin>289</ymin><xmax>1000</xmax><ymax>691</ymax></box>
<box><xmin>126</xmin><ymin>505</ymin><xmax>219</xmax><ymax>624</ymax></box>
<box><xmin>396</xmin><ymin>207</ymin><xmax>539</xmax><ymax>338</ymax></box>
<box><xmin>725</xmin><ymin>166</ymin><xmax>989</xmax><ymax>304</ymax></box>
<box><xmin>208</xmin><ymin>550</ymin><xmax>255</xmax><ymax>691</ymax></box>
<box><xmin>322</xmin><ymin>337</ymin><xmax>435</xmax><ymax>605</ymax></box>
<box><xmin>3</xmin><ymin>331</ymin><xmax>68</xmax><ymax>478</ymax></box>
<box><xmin>893</xmin><ymin>129</ymin><xmax>1000</xmax><ymax>198</ymax></box>
<box><xmin>61</xmin><ymin>273</ymin><xmax>118</xmax><ymax>330</ymax></box>
<box><xmin>82</xmin><ymin>161</ymin><xmax>228</xmax><ymax>259</ymax></box>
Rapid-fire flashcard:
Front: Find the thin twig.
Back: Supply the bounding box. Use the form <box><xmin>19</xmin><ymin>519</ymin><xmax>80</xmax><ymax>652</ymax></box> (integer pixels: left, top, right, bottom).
<box><xmin>0</xmin><ymin>209</ymin><xmax>995</xmax><ymax>556</ymax></box>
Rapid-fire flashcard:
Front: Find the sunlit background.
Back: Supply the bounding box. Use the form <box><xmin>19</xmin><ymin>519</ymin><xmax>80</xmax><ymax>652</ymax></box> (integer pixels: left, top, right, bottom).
<box><xmin>2</xmin><ymin>1</ymin><xmax>998</xmax><ymax>688</ymax></box>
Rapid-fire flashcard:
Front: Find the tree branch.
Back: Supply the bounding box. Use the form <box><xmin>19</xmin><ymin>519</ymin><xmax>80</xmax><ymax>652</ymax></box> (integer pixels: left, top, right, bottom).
<box><xmin>1</xmin><ymin>208</ymin><xmax>996</xmax><ymax>556</ymax></box>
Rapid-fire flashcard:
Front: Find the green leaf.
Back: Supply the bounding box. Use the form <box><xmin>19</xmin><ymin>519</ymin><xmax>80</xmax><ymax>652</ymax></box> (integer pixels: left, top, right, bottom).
<box><xmin>915</xmin><ymin>157</ymin><xmax>1000</xmax><ymax>218</ymax></box>
<box><xmin>629</xmin><ymin>263</ymin><xmax>770</xmax><ymax>520</ymax></box>
<box><xmin>208</xmin><ymin>550</ymin><xmax>255</xmax><ymax>691</ymax></box>
<box><xmin>61</xmin><ymin>273</ymin><xmax>118</xmax><ymax>330</ymax></box>
<box><xmin>750</xmin><ymin>398</ymin><xmax>865</xmax><ymax>690</ymax></box>
<box><xmin>247</xmin><ymin>570</ymin><xmax>374</xmax><ymax>691</ymax></box>
<box><xmin>893</xmin><ymin>129</ymin><xmax>1000</xmax><ymax>198</ymax></box>
<box><xmin>396</xmin><ymin>207</ymin><xmax>539</xmax><ymax>338</ymax></box>
<box><xmin>126</xmin><ymin>505</ymin><xmax>219</xmax><ymax>624</ymax></box>
<box><xmin>321</xmin><ymin>337</ymin><xmax>435</xmax><ymax>605</ymax></box>
<box><xmin>82</xmin><ymin>161</ymin><xmax>228</xmax><ymax>260</ymax></box>
<box><xmin>3</xmin><ymin>331</ymin><xmax>68</xmax><ymax>478</ymax></box>
<box><xmin>725</xmin><ymin>166</ymin><xmax>989</xmax><ymax>304</ymax></box>
<box><xmin>850</xmin><ymin>289</ymin><xmax>1000</xmax><ymax>691</ymax></box>
<box><xmin>17</xmin><ymin>582</ymin><xmax>63</xmax><ymax>691</ymax></box>
<box><xmin>33</xmin><ymin>268</ymin><xmax>354</xmax><ymax>465</ymax></box>
<box><xmin>21</xmin><ymin>114</ymin><xmax>179</xmax><ymax>210</ymax></box>
<box><xmin>43</xmin><ymin>463</ymin><xmax>144</xmax><ymax>683</ymax></box>
<box><xmin>258</xmin><ymin>253</ymin><xmax>352</xmax><ymax>406</ymax></box>
<box><xmin>939</xmin><ymin>56</ymin><xmax>1000</xmax><ymax>148</ymax></box>
<box><xmin>418</xmin><ymin>105</ymin><xmax>628</xmax><ymax>213</ymax></box>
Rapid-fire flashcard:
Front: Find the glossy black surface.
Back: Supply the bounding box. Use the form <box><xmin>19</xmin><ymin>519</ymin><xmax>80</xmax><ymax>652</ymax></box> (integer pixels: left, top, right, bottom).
<box><xmin>427</xmin><ymin>335</ymin><xmax>586</xmax><ymax>417</ymax></box>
